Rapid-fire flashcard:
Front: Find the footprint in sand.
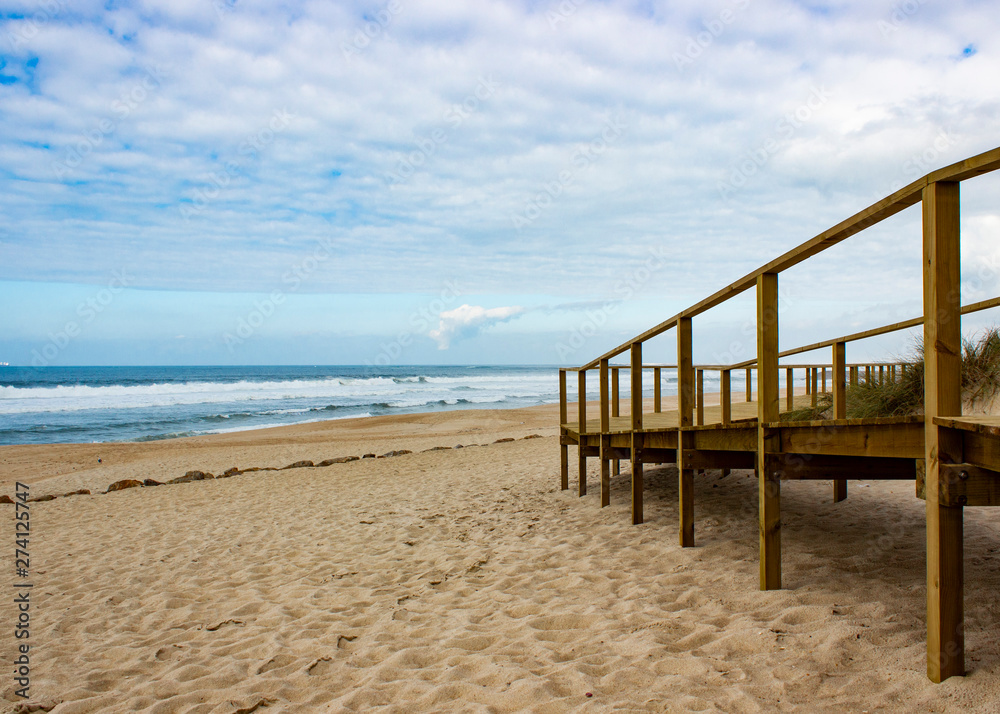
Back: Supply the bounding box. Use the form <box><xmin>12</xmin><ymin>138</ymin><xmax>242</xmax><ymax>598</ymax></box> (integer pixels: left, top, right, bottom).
<box><xmin>307</xmin><ymin>656</ymin><xmax>335</xmax><ymax>676</ymax></box>
<box><xmin>257</xmin><ymin>653</ymin><xmax>297</xmax><ymax>675</ymax></box>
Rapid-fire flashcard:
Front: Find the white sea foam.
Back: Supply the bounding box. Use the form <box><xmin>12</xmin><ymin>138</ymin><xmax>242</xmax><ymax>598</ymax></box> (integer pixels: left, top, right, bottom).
<box><xmin>0</xmin><ymin>373</ymin><xmax>560</xmax><ymax>415</ymax></box>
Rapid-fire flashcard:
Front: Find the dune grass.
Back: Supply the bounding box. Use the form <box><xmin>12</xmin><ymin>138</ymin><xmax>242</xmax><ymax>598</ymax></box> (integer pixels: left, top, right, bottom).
<box><xmin>779</xmin><ymin>325</ymin><xmax>1000</xmax><ymax>421</ymax></box>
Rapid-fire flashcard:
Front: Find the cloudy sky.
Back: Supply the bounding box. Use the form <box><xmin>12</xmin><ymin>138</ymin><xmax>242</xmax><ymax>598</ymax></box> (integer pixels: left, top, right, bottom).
<box><xmin>1</xmin><ymin>0</ymin><xmax>998</xmax><ymax>366</ymax></box>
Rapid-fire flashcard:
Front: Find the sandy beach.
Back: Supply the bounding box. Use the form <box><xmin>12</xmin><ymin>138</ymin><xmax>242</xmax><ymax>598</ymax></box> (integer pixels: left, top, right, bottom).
<box><xmin>3</xmin><ymin>403</ymin><xmax>1000</xmax><ymax>712</ymax></box>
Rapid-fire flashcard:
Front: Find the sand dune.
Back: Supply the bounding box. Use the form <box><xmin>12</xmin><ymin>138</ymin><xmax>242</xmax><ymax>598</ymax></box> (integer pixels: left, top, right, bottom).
<box><xmin>2</xmin><ymin>406</ymin><xmax>999</xmax><ymax>712</ymax></box>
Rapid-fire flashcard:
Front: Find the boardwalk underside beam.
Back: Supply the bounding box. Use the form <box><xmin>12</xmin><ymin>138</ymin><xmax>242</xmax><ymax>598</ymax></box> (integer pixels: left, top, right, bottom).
<box><xmin>938</xmin><ymin>464</ymin><xmax>1000</xmax><ymax>507</ymax></box>
<box><xmin>777</xmin><ymin>454</ymin><xmax>917</xmax><ymax>480</ymax></box>
<box><xmin>682</xmin><ymin>449</ymin><xmax>755</xmax><ymax>470</ymax></box>
<box><xmin>778</xmin><ymin>419</ymin><xmax>924</xmax><ymax>459</ymax></box>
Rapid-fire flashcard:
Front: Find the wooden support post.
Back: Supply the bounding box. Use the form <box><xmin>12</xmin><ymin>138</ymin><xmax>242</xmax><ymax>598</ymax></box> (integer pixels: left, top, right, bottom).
<box><xmin>805</xmin><ymin>368</ymin><xmax>811</xmax><ymax>395</ymax></box>
<box><xmin>821</xmin><ymin>367</ymin><xmax>827</xmax><ymax>394</ymax></box>
<box><xmin>612</xmin><ymin>367</ymin><xmax>620</xmax><ymax>476</ymax></box>
<box><xmin>866</xmin><ymin>364</ymin><xmax>872</xmax><ymax>384</ymax></box>
<box><xmin>631</xmin><ymin>432</ymin><xmax>643</xmax><ymax>525</ymax></box>
<box><xmin>599</xmin><ymin>359</ymin><xmax>611</xmax><ymax>509</ymax></box>
<box><xmin>696</xmin><ymin>369</ymin><xmax>705</xmax><ymax>426</ymax></box>
<box><xmin>757</xmin><ymin>273</ymin><xmax>781</xmax><ymax>590</ymax></box>
<box><xmin>559</xmin><ymin>369</ymin><xmax>568</xmax><ymax>491</ymax></box>
<box><xmin>630</xmin><ymin>345</ymin><xmax>643</xmax><ymax>432</ymax></box>
<box><xmin>850</xmin><ymin>365</ymin><xmax>858</xmax><ymax>386</ymax></box>
<box><xmin>677</xmin><ymin>318</ymin><xmax>695</xmax><ymax>546</ymax></box>
<box><xmin>811</xmin><ymin>368</ymin><xmax>818</xmax><ymax>407</ymax></box>
<box><xmin>578</xmin><ymin>369</ymin><xmax>587</xmax><ymax>497</ymax></box>
<box><xmin>923</xmin><ymin>180</ymin><xmax>964</xmax><ymax>682</ymax></box>
<box><xmin>630</xmin><ymin>343</ymin><xmax>644</xmax><ymax>525</ymax></box>
<box><xmin>721</xmin><ymin>370</ymin><xmax>732</xmax><ymax>480</ymax></box>
<box><xmin>654</xmin><ymin>367</ymin><xmax>662</xmax><ymax>413</ymax></box>
<box><xmin>880</xmin><ymin>364</ymin><xmax>885</xmax><ymax>386</ymax></box>
<box><xmin>746</xmin><ymin>367</ymin><xmax>753</xmax><ymax>402</ymax></box>
<box><xmin>721</xmin><ymin>369</ymin><xmax>732</xmax><ymax>425</ymax></box>
<box><xmin>832</xmin><ymin>342</ymin><xmax>848</xmax><ymax>503</ymax></box>
<box><xmin>785</xmin><ymin>367</ymin><xmax>793</xmax><ymax>412</ymax></box>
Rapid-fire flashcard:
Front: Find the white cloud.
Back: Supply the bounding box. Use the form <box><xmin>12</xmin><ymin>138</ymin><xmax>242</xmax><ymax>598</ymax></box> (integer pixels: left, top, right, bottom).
<box><xmin>429</xmin><ymin>304</ymin><xmax>525</xmax><ymax>349</ymax></box>
<box><xmin>1</xmin><ymin>0</ymin><xmax>999</xmax><ymax>362</ymax></box>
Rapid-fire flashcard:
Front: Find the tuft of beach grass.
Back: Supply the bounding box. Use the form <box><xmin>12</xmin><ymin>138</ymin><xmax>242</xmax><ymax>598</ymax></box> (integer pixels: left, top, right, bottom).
<box><xmin>779</xmin><ymin>325</ymin><xmax>1000</xmax><ymax>421</ymax></box>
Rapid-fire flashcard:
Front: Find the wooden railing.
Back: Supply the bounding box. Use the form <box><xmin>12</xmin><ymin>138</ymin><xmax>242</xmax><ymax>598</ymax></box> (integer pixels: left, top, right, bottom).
<box><xmin>556</xmin><ymin>145</ymin><xmax>1000</xmax><ymax>682</ymax></box>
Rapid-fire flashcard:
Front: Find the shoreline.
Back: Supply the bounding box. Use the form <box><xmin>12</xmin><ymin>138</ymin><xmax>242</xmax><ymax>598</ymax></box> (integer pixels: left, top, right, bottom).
<box><xmin>0</xmin><ymin>402</ymin><xmax>563</xmax><ymax>493</ymax></box>
<box><xmin>0</xmin><ymin>390</ymin><xmax>778</xmax><ymax>493</ymax></box>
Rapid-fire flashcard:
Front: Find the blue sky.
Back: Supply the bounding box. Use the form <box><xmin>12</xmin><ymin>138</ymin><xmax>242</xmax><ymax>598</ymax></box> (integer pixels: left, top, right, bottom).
<box><xmin>1</xmin><ymin>0</ymin><xmax>998</xmax><ymax>366</ymax></box>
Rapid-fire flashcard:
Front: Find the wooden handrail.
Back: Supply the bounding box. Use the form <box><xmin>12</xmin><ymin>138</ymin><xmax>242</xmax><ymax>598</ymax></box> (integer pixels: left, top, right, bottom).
<box><xmin>579</xmin><ymin>146</ymin><xmax>1000</xmax><ymax>370</ymax></box>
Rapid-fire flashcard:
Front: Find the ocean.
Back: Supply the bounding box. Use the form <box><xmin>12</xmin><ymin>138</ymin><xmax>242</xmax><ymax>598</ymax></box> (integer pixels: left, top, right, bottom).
<box><xmin>0</xmin><ymin>365</ymin><xmax>566</xmax><ymax>445</ymax></box>
<box><xmin>0</xmin><ymin>365</ymin><xmax>741</xmax><ymax>445</ymax></box>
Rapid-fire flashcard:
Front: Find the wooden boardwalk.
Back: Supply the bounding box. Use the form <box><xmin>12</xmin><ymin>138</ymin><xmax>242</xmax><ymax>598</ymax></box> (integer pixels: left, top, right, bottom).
<box><xmin>557</xmin><ymin>146</ymin><xmax>1000</xmax><ymax>682</ymax></box>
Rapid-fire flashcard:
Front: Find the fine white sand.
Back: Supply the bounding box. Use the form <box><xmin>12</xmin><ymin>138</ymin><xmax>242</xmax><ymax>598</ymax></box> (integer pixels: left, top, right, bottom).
<box><xmin>2</xmin><ymin>404</ymin><xmax>999</xmax><ymax>712</ymax></box>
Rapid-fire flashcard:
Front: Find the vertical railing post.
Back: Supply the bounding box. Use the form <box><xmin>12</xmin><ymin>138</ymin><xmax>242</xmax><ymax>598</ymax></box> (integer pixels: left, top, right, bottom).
<box><xmin>559</xmin><ymin>369</ymin><xmax>568</xmax><ymax>491</ymax></box>
<box><xmin>578</xmin><ymin>369</ymin><xmax>587</xmax><ymax>497</ymax></box>
<box><xmin>630</xmin><ymin>343</ymin><xmax>644</xmax><ymax>525</ymax></box>
<box><xmin>785</xmin><ymin>367</ymin><xmax>793</xmax><ymax>412</ymax></box>
<box><xmin>746</xmin><ymin>367</ymin><xmax>753</xmax><ymax>402</ymax></box>
<box><xmin>720</xmin><ymin>367</ymin><xmax>732</xmax><ymax>479</ymax></box>
<box><xmin>821</xmin><ymin>367</ymin><xmax>827</xmax><ymax>394</ymax></box>
<box><xmin>757</xmin><ymin>273</ymin><xmax>781</xmax><ymax>590</ymax></box>
<box><xmin>696</xmin><ymin>368</ymin><xmax>705</xmax><ymax>426</ymax></box>
<box><xmin>599</xmin><ymin>358</ymin><xmax>611</xmax><ymax>509</ymax></box>
<box><xmin>677</xmin><ymin>318</ymin><xmax>695</xmax><ymax>546</ymax></box>
<box><xmin>923</xmin><ymin>180</ymin><xmax>964</xmax><ymax>682</ymax></box>
<box><xmin>811</xmin><ymin>367</ymin><xmax>819</xmax><ymax>407</ymax></box>
<box><xmin>833</xmin><ymin>341</ymin><xmax>848</xmax><ymax>503</ymax></box>
<box><xmin>612</xmin><ymin>367</ymin><xmax>621</xmax><ymax>476</ymax></box>
<box><xmin>805</xmin><ymin>367</ymin><xmax>812</xmax><ymax>395</ymax></box>
<box><xmin>721</xmin><ymin>369</ymin><xmax>732</xmax><ymax>424</ymax></box>
<box><xmin>654</xmin><ymin>366</ymin><xmax>662</xmax><ymax>413</ymax></box>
